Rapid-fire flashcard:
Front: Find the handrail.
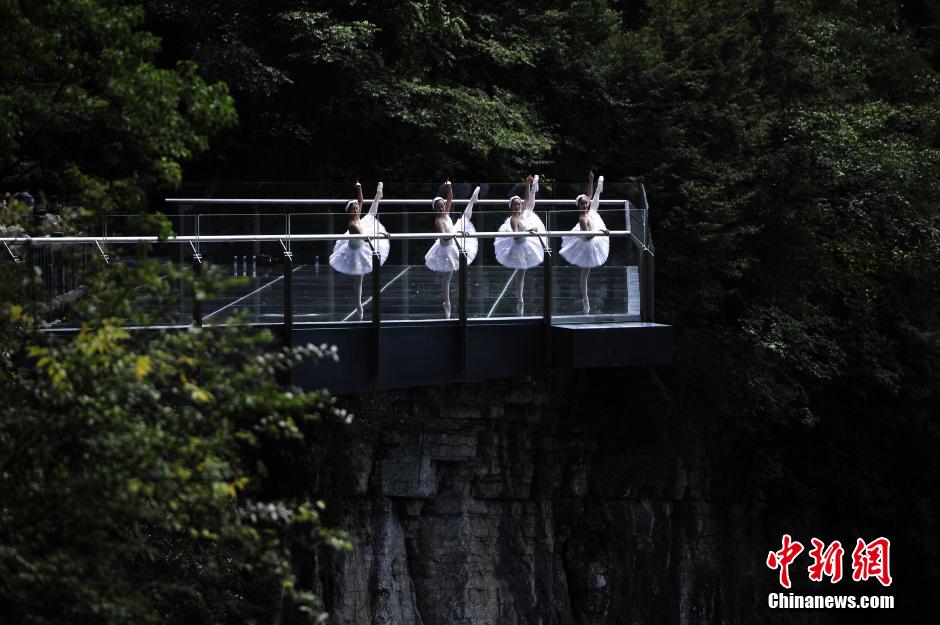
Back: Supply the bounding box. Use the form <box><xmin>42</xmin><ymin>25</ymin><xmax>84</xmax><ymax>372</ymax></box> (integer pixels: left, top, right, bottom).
<box><xmin>165</xmin><ymin>197</ymin><xmax>632</xmax><ymax>205</ymax></box>
<box><xmin>0</xmin><ymin>230</ymin><xmax>630</xmax><ymax>245</ymax></box>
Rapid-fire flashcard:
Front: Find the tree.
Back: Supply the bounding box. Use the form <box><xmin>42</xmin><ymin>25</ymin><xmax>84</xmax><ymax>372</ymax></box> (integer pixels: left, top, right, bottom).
<box><xmin>616</xmin><ymin>0</ymin><xmax>940</xmax><ymax>611</ymax></box>
<box><xmin>0</xmin><ymin>294</ymin><xmax>349</xmax><ymax>624</ymax></box>
<box><xmin>0</xmin><ymin>2</ymin><xmax>349</xmax><ymax>624</ymax></box>
<box><xmin>0</xmin><ymin>0</ymin><xmax>235</xmax><ymax>209</ymax></box>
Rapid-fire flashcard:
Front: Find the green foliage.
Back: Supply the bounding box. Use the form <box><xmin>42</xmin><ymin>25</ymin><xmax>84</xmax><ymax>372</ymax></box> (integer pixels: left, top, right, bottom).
<box><xmin>0</xmin><ymin>2</ymin><xmax>347</xmax><ymax>624</ymax></box>
<box><xmin>279</xmin><ymin>10</ymin><xmax>379</xmax><ymax>65</ymax></box>
<box><xmin>0</xmin><ymin>0</ymin><xmax>235</xmax><ymax>209</ymax></box>
<box><xmin>141</xmin><ymin>0</ymin><xmax>628</xmax><ymax>177</ymax></box>
<box><xmin>617</xmin><ymin>6</ymin><xmax>940</xmax><ymax>605</ymax></box>
<box><xmin>0</xmin><ymin>260</ymin><xmax>350</xmax><ymax>625</ymax></box>
<box><xmin>383</xmin><ymin>82</ymin><xmax>552</xmax><ymax>172</ymax></box>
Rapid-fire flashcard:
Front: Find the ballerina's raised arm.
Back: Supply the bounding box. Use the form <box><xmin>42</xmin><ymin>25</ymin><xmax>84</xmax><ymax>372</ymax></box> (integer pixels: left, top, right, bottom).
<box><xmin>590</xmin><ymin>175</ymin><xmax>604</xmax><ymax>213</ymax></box>
<box><xmin>434</xmin><ymin>181</ymin><xmax>453</xmax><ymax>243</ymax></box>
<box><xmin>523</xmin><ymin>174</ymin><xmax>539</xmax><ymax>214</ymax></box>
<box><xmin>524</xmin><ymin>175</ymin><xmax>541</xmax><ymax>233</ymax></box>
<box><xmin>445</xmin><ymin>179</ymin><xmax>454</xmax><ymax>215</ymax></box>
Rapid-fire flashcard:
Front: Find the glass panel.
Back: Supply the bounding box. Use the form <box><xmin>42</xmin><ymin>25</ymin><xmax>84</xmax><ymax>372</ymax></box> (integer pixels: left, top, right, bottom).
<box><xmin>18</xmin><ymin>182</ymin><xmax>651</xmax><ymax>329</ymax></box>
<box><xmin>291</xmin><ymin>210</ymin><xmax>385</xmax><ymax>323</ymax></box>
<box><xmin>548</xmin><ymin>205</ymin><xmax>640</xmax><ymax>323</ymax></box>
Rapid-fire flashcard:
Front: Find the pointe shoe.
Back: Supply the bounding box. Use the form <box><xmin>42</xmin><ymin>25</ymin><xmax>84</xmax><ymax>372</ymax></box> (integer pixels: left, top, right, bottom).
<box><xmin>516</xmin><ymin>300</ymin><xmax>524</xmax><ymax>317</ymax></box>
<box><xmin>356</xmin><ymin>304</ymin><xmax>364</xmax><ymax>321</ymax></box>
<box><xmin>583</xmin><ymin>297</ymin><xmax>591</xmax><ymax>314</ymax></box>
<box><xmin>443</xmin><ymin>301</ymin><xmax>451</xmax><ymax>319</ymax></box>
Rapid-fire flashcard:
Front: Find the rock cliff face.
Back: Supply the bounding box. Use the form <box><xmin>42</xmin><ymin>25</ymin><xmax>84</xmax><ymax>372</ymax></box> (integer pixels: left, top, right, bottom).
<box><xmin>313</xmin><ymin>373</ymin><xmax>803</xmax><ymax>625</ymax></box>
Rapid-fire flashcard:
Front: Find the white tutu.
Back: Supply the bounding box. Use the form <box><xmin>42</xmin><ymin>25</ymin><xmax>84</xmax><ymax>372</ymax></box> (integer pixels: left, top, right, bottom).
<box><xmin>494</xmin><ymin>210</ymin><xmax>545</xmax><ymax>270</ymax></box>
<box><xmin>329</xmin><ymin>214</ymin><xmax>390</xmax><ymax>275</ymax></box>
<box><xmin>560</xmin><ymin>212</ymin><xmax>610</xmax><ymax>268</ymax></box>
<box><xmin>424</xmin><ymin>215</ymin><xmax>479</xmax><ymax>273</ymax></box>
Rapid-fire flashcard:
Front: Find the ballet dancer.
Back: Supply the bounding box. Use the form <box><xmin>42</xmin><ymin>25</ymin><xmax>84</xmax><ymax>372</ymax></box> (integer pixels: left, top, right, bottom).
<box><xmin>559</xmin><ymin>171</ymin><xmax>610</xmax><ymax>313</ymax></box>
<box><xmin>494</xmin><ymin>175</ymin><xmax>546</xmax><ymax>316</ymax></box>
<box><xmin>328</xmin><ymin>181</ymin><xmax>390</xmax><ymax>320</ymax></box>
<box><xmin>424</xmin><ymin>181</ymin><xmax>480</xmax><ymax>318</ymax></box>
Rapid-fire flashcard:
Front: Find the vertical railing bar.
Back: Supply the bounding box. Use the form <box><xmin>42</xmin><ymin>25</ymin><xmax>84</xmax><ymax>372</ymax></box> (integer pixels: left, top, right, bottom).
<box><xmin>281</xmin><ymin>238</ymin><xmax>294</xmax><ymax>386</ymax></box>
<box><xmin>648</xmin><ymin>249</ymin><xmax>655</xmax><ymax>323</ymax></box>
<box><xmin>281</xmin><ymin>239</ymin><xmax>294</xmax><ymax>350</ymax></box>
<box><xmin>639</xmin><ymin>184</ymin><xmax>650</xmax><ymax>249</ymax></box>
<box><xmin>458</xmin><ymin>240</ymin><xmax>468</xmax><ymax>372</ymax></box>
<box><xmin>638</xmin><ymin>239</ymin><xmax>646</xmax><ymax>322</ymax></box>
<box><xmin>371</xmin><ymin>246</ymin><xmax>382</xmax><ymax>383</ymax></box>
<box><xmin>624</xmin><ymin>200</ymin><xmax>631</xmax><ymax>316</ymax></box>
<box><xmin>541</xmin><ymin>221</ymin><xmax>553</xmax><ymax>366</ymax></box>
<box><xmin>641</xmin><ymin>185</ymin><xmax>654</xmax><ymax>322</ymax></box>
<box><xmin>369</xmin><ymin>210</ymin><xmax>382</xmax><ymax>383</ymax></box>
<box><xmin>27</xmin><ymin>243</ymin><xmax>35</xmax><ymax>328</ymax></box>
<box><xmin>190</xmin><ymin>240</ymin><xmax>203</xmax><ymax>328</ymax></box>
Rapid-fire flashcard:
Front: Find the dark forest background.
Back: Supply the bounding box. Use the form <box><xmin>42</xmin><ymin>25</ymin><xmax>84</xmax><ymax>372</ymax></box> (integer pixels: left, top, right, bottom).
<box><xmin>1</xmin><ymin>0</ymin><xmax>939</xmax><ymax>623</ymax></box>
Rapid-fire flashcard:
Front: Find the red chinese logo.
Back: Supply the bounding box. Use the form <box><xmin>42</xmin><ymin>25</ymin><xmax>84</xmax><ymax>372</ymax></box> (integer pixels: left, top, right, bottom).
<box><xmin>767</xmin><ymin>535</ymin><xmax>892</xmax><ymax>587</ymax></box>
<box><xmin>851</xmin><ymin>537</ymin><xmax>893</xmax><ymax>587</ymax></box>
<box><xmin>807</xmin><ymin>538</ymin><xmax>844</xmax><ymax>583</ymax></box>
<box><xmin>766</xmin><ymin>534</ymin><xmax>804</xmax><ymax>589</ymax></box>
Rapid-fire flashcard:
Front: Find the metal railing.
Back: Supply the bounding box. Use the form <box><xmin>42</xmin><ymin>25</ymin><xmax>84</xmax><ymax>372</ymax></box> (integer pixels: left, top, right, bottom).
<box><xmin>160</xmin><ymin>197</ymin><xmax>653</xmax><ymax>252</ymax></box>
<box><xmin>3</xmin><ymin>198</ymin><xmax>655</xmax><ymax>328</ymax></box>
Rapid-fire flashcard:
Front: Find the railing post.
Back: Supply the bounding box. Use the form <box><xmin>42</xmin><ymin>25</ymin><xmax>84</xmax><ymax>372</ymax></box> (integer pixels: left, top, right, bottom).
<box><xmin>191</xmin><ymin>247</ymin><xmax>203</xmax><ymax>328</ymax></box>
<box><xmin>638</xmin><ymin>244</ymin><xmax>646</xmax><ymax>322</ymax></box>
<box><xmin>624</xmin><ymin>200</ymin><xmax>631</xmax><ymax>239</ymax></box>
<box><xmin>280</xmin><ymin>243</ymin><xmax>294</xmax><ymax>387</ymax></box>
<box><xmin>370</xmin><ymin>248</ymin><xmax>382</xmax><ymax>382</ymax></box>
<box><xmin>639</xmin><ymin>245</ymin><xmax>654</xmax><ymax>323</ymax></box>
<box><xmin>542</xmin><ymin>234</ymin><xmax>552</xmax><ymax>366</ymax></box>
<box><xmin>26</xmin><ymin>243</ymin><xmax>35</xmax><ymax>325</ymax></box>
<box><xmin>282</xmin><ymin>246</ymin><xmax>293</xmax><ymax>349</ymax></box>
<box><xmin>458</xmin><ymin>246</ymin><xmax>468</xmax><ymax>371</ymax></box>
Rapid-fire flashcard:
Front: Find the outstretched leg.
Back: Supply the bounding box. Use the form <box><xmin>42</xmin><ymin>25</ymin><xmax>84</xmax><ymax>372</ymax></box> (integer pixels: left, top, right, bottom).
<box><xmin>354</xmin><ymin>274</ymin><xmax>364</xmax><ymax>321</ymax></box>
<box><xmin>580</xmin><ymin>267</ymin><xmax>591</xmax><ymax>314</ymax></box>
<box><xmin>515</xmin><ymin>269</ymin><xmax>526</xmax><ymax>316</ymax></box>
<box><xmin>442</xmin><ymin>271</ymin><xmax>452</xmax><ymax>319</ymax></box>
